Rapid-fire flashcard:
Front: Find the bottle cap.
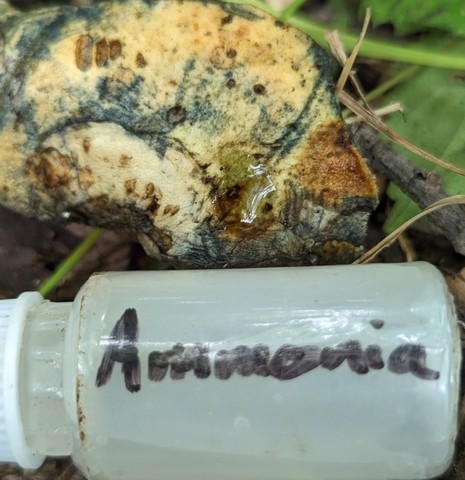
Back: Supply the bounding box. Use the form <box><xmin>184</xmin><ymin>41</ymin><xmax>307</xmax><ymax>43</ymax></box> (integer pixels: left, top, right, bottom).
<box><xmin>0</xmin><ymin>293</ymin><xmax>45</xmax><ymax>468</ymax></box>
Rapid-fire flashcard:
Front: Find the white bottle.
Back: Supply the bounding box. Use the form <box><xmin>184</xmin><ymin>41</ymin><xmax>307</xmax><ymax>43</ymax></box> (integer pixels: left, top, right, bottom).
<box><xmin>0</xmin><ymin>262</ymin><xmax>460</xmax><ymax>480</ymax></box>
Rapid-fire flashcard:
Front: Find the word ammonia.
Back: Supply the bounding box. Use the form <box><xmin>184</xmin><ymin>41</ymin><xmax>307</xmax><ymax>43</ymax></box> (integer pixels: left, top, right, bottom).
<box><xmin>95</xmin><ymin>308</ymin><xmax>440</xmax><ymax>393</ymax></box>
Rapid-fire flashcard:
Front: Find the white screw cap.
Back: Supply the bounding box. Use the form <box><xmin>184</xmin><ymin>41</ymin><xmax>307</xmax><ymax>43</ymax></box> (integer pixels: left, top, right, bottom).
<box><xmin>0</xmin><ymin>292</ymin><xmax>45</xmax><ymax>468</ymax></box>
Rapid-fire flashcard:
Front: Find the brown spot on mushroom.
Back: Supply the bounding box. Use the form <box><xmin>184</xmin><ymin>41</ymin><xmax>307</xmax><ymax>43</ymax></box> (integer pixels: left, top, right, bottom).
<box><xmin>210</xmin><ymin>46</ymin><xmax>237</xmax><ymax>69</ymax></box>
<box><xmin>151</xmin><ymin>229</ymin><xmax>172</xmax><ymax>252</ymax></box>
<box><xmin>227</xmin><ymin>78</ymin><xmax>236</xmax><ymax>89</ymax></box>
<box><xmin>82</xmin><ymin>138</ymin><xmax>90</xmax><ymax>153</ymax></box>
<box><xmin>119</xmin><ymin>154</ymin><xmax>132</xmax><ymax>167</ymax></box>
<box><xmin>253</xmin><ymin>84</ymin><xmax>266</xmax><ymax>95</ymax></box>
<box><xmin>27</xmin><ymin>147</ymin><xmax>73</xmax><ymax>190</ymax></box>
<box><xmin>145</xmin><ymin>183</ymin><xmax>155</xmax><ymax>196</ymax></box>
<box><xmin>124</xmin><ymin>179</ymin><xmax>136</xmax><ymax>194</ymax></box>
<box><xmin>163</xmin><ymin>204</ymin><xmax>180</xmax><ymax>216</ymax></box>
<box><xmin>144</xmin><ymin>197</ymin><xmax>159</xmax><ymax>214</ymax></box>
<box><xmin>13</xmin><ymin>111</ymin><xmax>25</xmax><ymax>131</ymax></box>
<box><xmin>221</xmin><ymin>14</ymin><xmax>233</xmax><ymax>25</ymax></box>
<box><xmin>235</xmin><ymin>25</ymin><xmax>250</xmax><ymax>39</ymax></box>
<box><xmin>162</xmin><ymin>233</ymin><xmax>173</xmax><ymax>251</ymax></box>
<box><xmin>293</xmin><ymin>120</ymin><xmax>377</xmax><ymax>209</ymax></box>
<box><xmin>75</xmin><ymin>34</ymin><xmax>93</xmax><ymax>71</ymax></box>
<box><xmin>136</xmin><ymin>52</ymin><xmax>147</xmax><ymax>68</ymax></box>
<box><xmin>142</xmin><ymin>183</ymin><xmax>161</xmax><ymax>213</ymax></box>
<box><xmin>225</xmin><ymin>184</ymin><xmax>240</xmax><ymax>200</ymax></box>
<box><xmin>78</xmin><ymin>167</ymin><xmax>94</xmax><ymax>190</ymax></box>
<box><xmin>95</xmin><ymin>38</ymin><xmax>109</xmax><ymax>67</ymax></box>
<box><xmin>166</xmin><ymin>105</ymin><xmax>186</xmax><ymax>124</ymax></box>
<box><xmin>262</xmin><ymin>202</ymin><xmax>273</xmax><ymax>213</ymax></box>
<box><xmin>109</xmin><ymin>39</ymin><xmax>122</xmax><ymax>60</ymax></box>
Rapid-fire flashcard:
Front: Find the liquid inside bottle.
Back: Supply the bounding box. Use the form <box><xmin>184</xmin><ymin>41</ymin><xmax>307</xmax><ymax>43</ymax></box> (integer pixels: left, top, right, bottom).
<box><xmin>0</xmin><ymin>262</ymin><xmax>460</xmax><ymax>480</ymax></box>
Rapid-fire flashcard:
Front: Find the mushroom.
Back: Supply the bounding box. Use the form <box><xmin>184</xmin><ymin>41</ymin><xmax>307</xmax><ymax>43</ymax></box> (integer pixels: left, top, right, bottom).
<box><xmin>0</xmin><ymin>0</ymin><xmax>377</xmax><ymax>267</ymax></box>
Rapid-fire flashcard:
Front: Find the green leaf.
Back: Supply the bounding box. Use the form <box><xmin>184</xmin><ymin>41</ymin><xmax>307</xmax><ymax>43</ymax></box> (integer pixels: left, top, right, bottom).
<box><xmin>362</xmin><ymin>0</ymin><xmax>465</xmax><ymax>36</ymax></box>
<box><xmin>384</xmin><ymin>66</ymin><xmax>465</xmax><ymax>232</ymax></box>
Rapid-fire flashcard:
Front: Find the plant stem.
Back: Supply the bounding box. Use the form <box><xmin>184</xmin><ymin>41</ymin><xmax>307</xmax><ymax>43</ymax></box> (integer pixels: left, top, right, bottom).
<box><xmin>364</xmin><ymin>65</ymin><xmax>420</xmax><ymax>103</ymax></box>
<box><xmin>278</xmin><ymin>0</ymin><xmax>306</xmax><ymax>21</ymax></box>
<box><xmin>38</xmin><ymin>227</ymin><xmax>104</xmax><ymax>297</ymax></box>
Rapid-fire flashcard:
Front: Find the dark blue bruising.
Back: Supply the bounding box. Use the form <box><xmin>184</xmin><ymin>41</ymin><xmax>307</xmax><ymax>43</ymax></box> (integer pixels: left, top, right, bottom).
<box><xmin>35</xmin><ymin>75</ymin><xmax>148</xmax><ymax>142</ymax></box>
<box><xmin>273</xmin><ymin>79</ymin><xmax>324</xmax><ymax>158</ymax></box>
<box><xmin>181</xmin><ymin>222</ymin><xmax>225</xmax><ymax>266</ymax></box>
<box><xmin>31</xmin><ymin>53</ymin><xmax>225</xmax><ymax>158</ymax></box>
<box><xmin>168</xmin><ymin>59</ymin><xmax>223</xmax><ymax>129</ymax></box>
<box><xmin>199</xmin><ymin>77</ymin><xmax>211</xmax><ymax>90</ymax></box>
<box><xmin>170</xmin><ymin>59</ymin><xmax>225</xmax><ymax>133</ymax></box>
<box><xmin>5</xmin><ymin>3</ymin><xmax>104</xmax><ymax>84</ymax></box>
<box><xmin>14</xmin><ymin>100</ymin><xmax>42</xmax><ymax>144</ymax></box>
<box><xmin>308</xmin><ymin>42</ymin><xmax>341</xmax><ymax>117</ymax></box>
<box><xmin>0</xmin><ymin>12</ymin><xmax>55</xmax><ymax>130</ymax></box>
<box><xmin>327</xmin><ymin>81</ymin><xmax>342</xmax><ymax>115</ymax></box>
<box><xmin>251</xmin><ymin>106</ymin><xmax>280</xmax><ymax>140</ymax></box>
<box><xmin>36</xmin><ymin>64</ymin><xmax>221</xmax><ymax>151</ymax></box>
<box><xmin>259</xmin><ymin>43</ymin><xmax>338</xmax><ymax>160</ymax></box>
<box><xmin>136</xmin><ymin>0</ymin><xmax>161</xmax><ymax>7</ymax></box>
<box><xmin>0</xmin><ymin>14</ymin><xmax>23</xmax><ymax>46</ymax></box>
<box><xmin>138</xmin><ymin>133</ymin><xmax>178</xmax><ymax>160</ymax></box>
<box><xmin>174</xmin><ymin>59</ymin><xmax>197</xmax><ymax>105</ymax></box>
<box><xmin>282</xmin><ymin>102</ymin><xmax>294</xmax><ymax>113</ymax></box>
<box><xmin>309</xmin><ymin>41</ymin><xmax>339</xmax><ymax>89</ymax></box>
<box><xmin>237</xmin><ymin>74</ymin><xmax>323</xmax><ymax>159</ymax></box>
<box><xmin>243</xmin><ymin>89</ymin><xmax>253</xmax><ymax>101</ymax></box>
<box><xmin>178</xmin><ymin>94</ymin><xmax>221</xmax><ymax>142</ymax></box>
<box><xmin>339</xmin><ymin>192</ymin><xmax>377</xmax><ymax>214</ymax></box>
<box><xmin>15</xmin><ymin>7</ymin><xmax>104</xmax><ymax>59</ymax></box>
<box><xmin>183</xmin><ymin>58</ymin><xmax>197</xmax><ymax>76</ymax></box>
<box><xmin>0</xmin><ymin>4</ymin><xmax>103</xmax><ymax>135</ymax></box>
<box><xmin>218</xmin><ymin>2</ymin><xmax>262</xmax><ymax>21</ymax></box>
<box><xmin>96</xmin><ymin>74</ymin><xmax>146</xmax><ymax>106</ymax></box>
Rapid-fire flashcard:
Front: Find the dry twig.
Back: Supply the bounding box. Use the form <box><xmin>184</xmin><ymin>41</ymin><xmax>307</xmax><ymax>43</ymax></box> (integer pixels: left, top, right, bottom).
<box><xmin>353</xmin><ymin>194</ymin><xmax>465</xmax><ymax>263</ymax></box>
<box><xmin>340</xmin><ymin>91</ymin><xmax>465</xmax><ymax>177</ymax></box>
<box><xmin>351</xmin><ymin>124</ymin><xmax>465</xmax><ymax>257</ymax></box>
<box><xmin>327</xmin><ymin>17</ymin><xmax>465</xmax><ymax>260</ymax></box>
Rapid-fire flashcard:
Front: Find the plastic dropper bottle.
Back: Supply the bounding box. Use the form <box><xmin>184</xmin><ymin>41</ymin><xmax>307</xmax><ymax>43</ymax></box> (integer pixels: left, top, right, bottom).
<box><xmin>0</xmin><ymin>262</ymin><xmax>460</xmax><ymax>480</ymax></box>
